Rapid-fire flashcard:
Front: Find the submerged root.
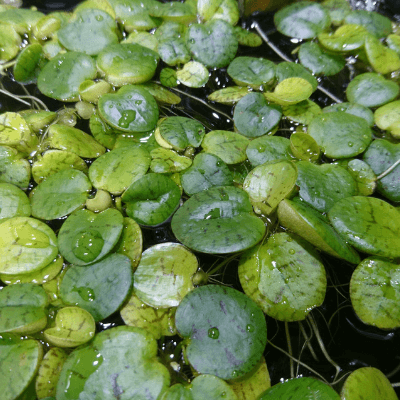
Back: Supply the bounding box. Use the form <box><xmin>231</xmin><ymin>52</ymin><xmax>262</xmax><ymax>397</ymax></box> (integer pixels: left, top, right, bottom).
<box><xmin>307</xmin><ymin>314</ymin><xmax>341</xmax><ymax>382</ymax></box>
<box><xmin>267</xmin><ymin>338</ymin><xmax>330</xmax><ymax>385</ymax></box>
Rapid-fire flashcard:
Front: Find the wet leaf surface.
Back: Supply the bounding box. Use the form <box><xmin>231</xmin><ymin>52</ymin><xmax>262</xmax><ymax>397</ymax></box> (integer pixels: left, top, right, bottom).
<box><xmin>171</xmin><ymin>186</ymin><xmax>266</xmax><ymax>254</ymax></box>
<box><xmin>60</xmin><ymin>253</ymin><xmax>133</xmax><ymax>321</ymax></box>
<box><xmin>175</xmin><ymin>285</ymin><xmax>267</xmax><ymax>380</ymax></box>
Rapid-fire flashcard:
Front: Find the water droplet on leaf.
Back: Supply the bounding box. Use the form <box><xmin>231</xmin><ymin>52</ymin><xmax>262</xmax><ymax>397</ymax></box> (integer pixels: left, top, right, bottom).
<box><xmin>208</xmin><ymin>327</ymin><xmax>219</xmax><ymax>339</ymax></box>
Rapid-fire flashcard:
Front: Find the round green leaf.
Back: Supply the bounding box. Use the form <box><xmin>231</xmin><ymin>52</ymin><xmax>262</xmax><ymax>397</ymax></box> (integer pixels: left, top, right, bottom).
<box><xmin>234</xmin><ymin>26</ymin><xmax>263</xmax><ymax>47</ymax></box>
<box><xmin>308</xmin><ymin>112</ymin><xmax>372</xmax><ymax>159</ymax></box>
<box><xmin>365</xmin><ymin>35</ymin><xmax>400</xmax><ymax>75</ymax></box>
<box><xmin>31</xmin><ymin>169</ymin><xmax>91</xmax><ymax>220</ymax></box>
<box><xmin>96</xmin><ymin>43</ymin><xmax>159</xmax><ymax>86</ymax></box>
<box><xmin>57</xmin><ymin>8</ymin><xmax>118</xmax><ymax>55</ymax></box>
<box><xmin>328</xmin><ymin>196</ymin><xmax>400</xmax><ymax>259</ymax></box>
<box><xmin>89</xmin><ymin>145</ymin><xmax>150</xmax><ymax>195</ymax></box>
<box><xmin>134</xmin><ymin>82</ymin><xmax>181</xmax><ymax>105</ymax></box>
<box><xmin>114</xmin><ymin>217</ymin><xmax>143</xmax><ymax>270</ymax></box>
<box><xmin>243</xmin><ymin>160</ymin><xmax>298</xmax><ymax>215</ymax></box>
<box><xmin>289</xmin><ymin>132</ymin><xmax>320</xmax><ymax>162</ymax></box>
<box><xmin>246</xmin><ymin>135</ymin><xmax>292</xmax><ymax>167</ymax></box>
<box><xmin>32</xmin><ymin>150</ymin><xmax>88</xmax><ymax>184</ymax></box>
<box><xmin>347</xmin><ymin>159</ymin><xmax>376</xmax><ymax>196</ymax></box>
<box><xmin>160</xmin><ymin>67</ymin><xmax>179</xmax><ymax>87</ymax></box>
<box><xmin>175</xmin><ymin>285</ymin><xmax>267</xmax><ymax>380</ymax></box>
<box><xmin>120</xmin><ymin>291</ymin><xmax>176</xmax><ymax>339</ymax></box>
<box><xmin>0</xmin><ymin>217</ymin><xmax>58</xmax><ymax>275</ymax></box>
<box><xmin>186</xmin><ymin>19</ymin><xmax>238</xmax><ymax>68</ymax></box>
<box><xmin>37</xmin><ymin>51</ymin><xmax>97</xmax><ymax>102</ymax></box>
<box><xmin>0</xmin><ymin>146</ymin><xmax>31</xmax><ymax>190</ymax></box>
<box><xmin>296</xmin><ymin>161</ymin><xmax>356</xmax><ymax>213</ymax></box>
<box><xmin>35</xmin><ymin>348</ymin><xmax>68</xmax><ymax>399</ymax></box>
<box><xmin>181</xmin><ymin>152</ymin><xmax>233</xmax><ymax>196</ymax></box>
<box><xmin>56</xmin><ymin>326</ymin><xmax>170</xmax><ymax>400</ymax></box>
<box><xmin>98</xmin><ymin>85</ymin><xmax>159</xmax><ymax>132</ymax></box>
<box><xmin>13</xmin><ymin>43</ymin><xmax>44</xmax><ymax>84</ymax></box>
<box><xmin>47</xmin><ymin>124</ymin><xmax>106</xmax><ymax>158</ymax></box>
<box><xmin>124</xmin><ymin>31</ymin><xmax>159</xmax><ymax>52</ymax></box>
<box><xmin>111</xmin><ymin>0</ymin><xmax>159</xmax><ymax>31</ymax></box>
<box><xmin>318</xmin><ymin>24</ymin><xmax>368</xmax><ymax>52</ymax></box>
<box><xmin>208</xmin><ymin>86</ymin><xmax>250</xmax><ymax>105</ymax></box>
<box><xmin>350</xmin><ymin>257</ymin><xmax>400</xmax><ymax>330</ymax></box>
<box><xmin>344</xmin><ymin>10</ymin><xmax>392</xmax><ymax>38</ymax></box>
<box><xmin>171</xmin><ymin>186</ymin><xmax>266</xmax><ymax>254</ymax></box>
<box><xmin>277</xmin><ymin>198</ymin><xmax>361</xmax><ymax>264</ymax></box>
<box><xmin>322</xmin><ymin>102</ymin><xmax>374</xmax><ymax>126</ymax></box>
<box><xmin>0</xmin><ymin>283</ymin><xmax>48</xmax><ymax>334</ymax></box>
<box><xmin>134</xmin><ymin>242</ymin><xmax>198</xmax><ymax>308</ymax></box>
<box><xmin>227</xmin><ymin>56</ymin><xmax>275</xmax><ymax>89</ymax></box>
<box><xmin>374</xmin><ymin>100</ymin><xmax>400</xmax><ymax>132</ymax></box>
<box><xmin>298</xmin><ymin>41</ymin><xmax>345</xmax><ymax>76</ymax></box>
<box><xmin>149</xmin><ymin>1</ymin><xmax>196</xmax><ymax>23</ymax></box>
<box><xmin>176</xmin><ymin>61</ymin><xmax>209</xmax><ymax>88</ymax></box>
<box><xmin>162</xmin><ymin>374</ymin><xmax>238</xmax><ymax>400</ymax></box>
<box><xmin>122</xmin><ymin>173</ymin><xmax>181</xmax><ymax>226</ymax></box>
<box><xmin>201</xmin><ymin>130</ymin><xmax>249</xmax><ymax>164</ymax></box>
<box><xmin>0</xmin><ymin>23</ymin><xmax>21</xmax><ymax>62</ymax></box>
<box><xmin>89</xmin><ymin>112</ymin><xmax>118</xmax><ymax>149</ymax></box>
<box><xmin>274</xmin><ymin>1</ymin><xmax>330</xmax><ymax>39</ymax></box>
<box><xmin>0</xmin><ymin>335</ymin><xmax>43</xmax><ymax>400</ymax></box>
<box><xmin>58</xmin><ymin>208</ymin><xmax>124</xmax><ymax>265</ymax></box>
<box><xmin>60</xmin><ymin>253</ymin><xmax>133</xmax><ymax>321</ymax></box>
<box><xmin>276</xmin><ymin>61</ymin><xmax>318</xmax><ymax>91</ymax></box>
<box><xmin>321</xmin><ymin>0</ymin><xmax>351</xmax><ymax>25</ymax></box>
<box><xmin>283</xmin><ymin>100</ymin><xmax>321</xmax><ymax>125</ymax></box>
<box><xmin>340</xmin><ymin>367</ymin><xmax>398</xmax><ymax>400</ymax></box>
<box><xmin>158</xmin><ymin>116</ymin><xmax>205</xmax><ymax>151</ymax></box>
<box><xmin>258</xmin><ymin>377</ymin><xmax>340</xmax><ymax>399</ymax></box>
<box><xmin>0</xmin><ymin>8</ymin><xmax>44</xmax><ymax>34</ymax></box>
<box><xmin>264</xmin><ymin>78</ymin><xmax>313</xmax><ymax>106</ymax></box>
<box><xmin>0</xmin><ymin>182</ymin><xmax>31</xmax><ymax>219</ymax></box>
<box><xmin>197</xmin><ymin>0</ymin><xmax>239</xmax><ymax>25</ymax></box>
<box><xmin>363</xmin><ymin>140</ymin><xmax>400</xmax><ymax>202</ymax></box>
<box><xmin>158</xmin><ymin>37</ymin><xmax>190</xmax><ymax>66</ymax></box>
<box><xmin>346</xmin><ymin>72</ymin><xmax>399</xmax><ymax>108</ymax></box>
<box><xmin>0</xmin><ymin>254</ymin><xmax>63</xmax><ymax>286</ymax></box>
<box><xmin>21</xmin><ymin>110</ymin><xmax>57</xmax><ymax>133</ymax></box>
<box><xmin>0</xmin><ymin>112</ymin><xmax>38</xmax><ymax>156</ymax></box>
<box><xmin>387</xmin><ymin>34</ymin><xmax>400</xmax><ymax>55</ymax></box>
<box><xmin>239</xmin><ymin>232</ymin><xmax>326</xmax><ymax>321</ymax></box>
<box><xmin>233</xmin><ymin>93</ymin><xmax>282</xmax><ymax>138</ymax></box>
<box><xmin>44</xmin><ymin>306</ymin><xmax>95</xmax><ymax>348</ymax></box>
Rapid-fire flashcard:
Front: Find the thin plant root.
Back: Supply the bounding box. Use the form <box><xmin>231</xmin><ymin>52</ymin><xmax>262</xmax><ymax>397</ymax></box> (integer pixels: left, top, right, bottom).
<box><xmin>377</xmin><ymin>159</ymin><xmax>400</xmax><ymax>180</ymax></box>
<box><xmin>386</xmin><ymin>357</ymin><xmax>400</xmax><ymax>379</ymax></box>
<box><xmin>299</xmin><ymin>320</ymin><xmax>319</xmax><ymax>362</ymax></box>
<box><xmin>267</xmin><ymin>339</ymin><xmax>330</xmax><ymax>384</ymax></box>
<box><xmin>308</xmin><ymin>314</ymin><xmax>341</xmax><ymax>382</ymax></box>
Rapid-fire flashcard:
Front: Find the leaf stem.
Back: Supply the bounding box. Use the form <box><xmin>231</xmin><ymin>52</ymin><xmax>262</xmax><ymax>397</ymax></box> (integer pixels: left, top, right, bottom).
<box><xmin>376</xmin><ymin>159</ymin><xmax>400</xmax><ymax>180</ymax></box>
<box><xmin>206</xmin><ymin>253</ymin><xmax>239</xmax><ymax>278</ymax></box>
<box><xmin>252</xmin><ymin>23</ymin><xmax>343</xmax><ymax>105</ymax></box>
<box><xmin>285</xmin><ymin>321</ymin><xmax>295</xmax><ymax>379</ymax></box>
